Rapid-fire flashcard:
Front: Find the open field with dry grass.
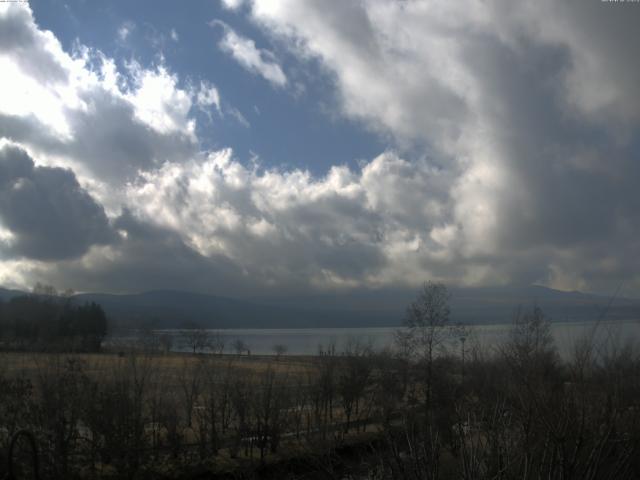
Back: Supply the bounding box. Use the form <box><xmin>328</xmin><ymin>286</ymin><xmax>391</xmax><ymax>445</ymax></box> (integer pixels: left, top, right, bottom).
<box><xmin>0</xmin><ymin>351</ymin><xmax>317</xmax><ymax>379</ymax></box>
<box><xmin>1</xmin><ymin>347</ymin><xmax>395</xmax><ymax>478</ymax></box>
<box><xmin>4</xmin><ymin>310</ymin><xmax>640</xmax><ymax>479</ymax></box>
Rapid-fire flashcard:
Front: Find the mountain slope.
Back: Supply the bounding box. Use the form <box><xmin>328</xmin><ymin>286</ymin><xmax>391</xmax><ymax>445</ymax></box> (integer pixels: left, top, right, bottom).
<box><xmin>77</xmin><ymin>285</ymin><xmax>640</xmax><ymax>329</ymax></box>
<box><xmin>2</xmin><ymin>285</ymin><xmax>639</xmax><ymax>329</ymax></box>
<box><xmin>74</xmin><ymin>290</ymin><xmax>386</xmax><ymax>329</ymax></box>
<box><xmin>0</xmin><ymin>287</ymin><xmax>26</xmax><ymax>301</ymax></box>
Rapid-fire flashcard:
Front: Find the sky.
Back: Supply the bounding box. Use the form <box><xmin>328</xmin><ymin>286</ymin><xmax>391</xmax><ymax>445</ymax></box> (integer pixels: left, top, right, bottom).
<box><xmin>0</xmin><ymin>0</ymin><xmax>639</xmax><ymax>299</ymax></box>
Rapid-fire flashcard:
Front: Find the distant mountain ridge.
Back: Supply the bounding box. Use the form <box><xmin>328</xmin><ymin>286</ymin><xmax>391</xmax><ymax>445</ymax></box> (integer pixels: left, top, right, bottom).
<box><xmin>0</xmin><ymin>287</ymin><xmax>27</xmax><ymax>301</ymax></box>
<box><xmin>1</xmin><ymin>285</ymin><xmax>639</xmax><ymax>329</ymax></box>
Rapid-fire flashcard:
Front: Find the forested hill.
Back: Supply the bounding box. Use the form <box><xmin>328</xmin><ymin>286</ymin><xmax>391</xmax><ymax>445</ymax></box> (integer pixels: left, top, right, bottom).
<box><xmin>3</xmin><ymin>285</ymin><xmax>638</xmax><ymax>330</ymax></box>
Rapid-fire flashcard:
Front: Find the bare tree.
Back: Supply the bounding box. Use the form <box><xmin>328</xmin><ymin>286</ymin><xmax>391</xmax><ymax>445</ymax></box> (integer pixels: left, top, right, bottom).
<box><xmin>199</xmin><ymin>356</ymin><xmax>232</xmax><ymax>457</ymax></box>
<box><xmin>158</xmin><ymin>332</ymin><xmax>173</xmax><ymax>354</ymax></box>
<box><xmin>232</xmin><ymin>339</ymin><xmax>248</xmax><ymax>356</ymax></box>
<box><xmin>451</xmin><ymin>322</ymin><xmax>472</xmax><ymax>380</ymax></box>
<box><xmin>184</xmin><ymin>329</ymin><xmax>212</xmax><ymax>354</ymax></box>
<box><xmin>178</xmin><ymin>357</ymin><xmax>204</xmax><ymax>428</ymax></box>
<box><xmin>33</xmin><ymin>356</ymin><xmax>88</xmax><ymax>478</ymax></box>
<box><xmin>312</xmin><ymin>343</ymin><xmax>338</xmax><ymax>440</ymax></box>
<box><xmin>401</xmin><ymin>281</ymin><xmax>451</xmax><ymax>412</ymax></box>
<box><xmin>272</xmin><ymin>343</ymin><xmax>287</xmax><ymax>359</ymax></box>
<box><xmin>338</xmin><ymin>337</ymin><xmax>373</xmax><ymax>433</ymax></box>
<box><xmin>371</xmin><ymin>350</ymin><xmax>406</xmax><ymax>428</ymax></box>
<box><xmin>137</xmin><ymin>327</ymin><xmax>160</xmax><ymax>353</ymax></box>
<box><xmin>209</xmin><ymin>331</ymin><xmax>225</xmax><ymax>355</ymax></box>
<box><xmin>501</xmin><ymin>305</ymin><xmax>558</xmax><ymax>383</ymax></box>
<box><xmin>252</xmin><ymin>366</ymin><xmax>290</xmax><ymax>460</ymax></box>
<box><xmin>229</xmin><ymin>370</ymin><xmax>252</xmax><ymax>458</ymax></box>
<box><xmin>32</xmin><ymin>282</ymin><xmax>58</xmax><ymax>297</ymax></box>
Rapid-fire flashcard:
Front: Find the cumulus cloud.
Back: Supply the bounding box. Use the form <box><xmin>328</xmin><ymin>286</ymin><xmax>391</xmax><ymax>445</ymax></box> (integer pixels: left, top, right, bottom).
<box><xmin>51</xmin><ymin>210</ymin><xmax>249</xmax><ymax>295</ymax></box>
<box><xmin>0</xmin><ymin>145</ymin><xmax>115</xmax><ymax>260</ymax></box>
<box><xmin>220</xmin><ymin>0</ymin><xmax>246</xmax><ymax>11</ymax></box>
<box><xmin>213</xmin><ymin>21</ymin><xmax>287</xmax><ymax>87</ymax></box>
<box><xmin>121</xmin><ymin>148</ymin><xmax>466</xmax><ymax>290</ymax></box>
<box><xmin>235</xmin><ymin>0</ymin><xmax>640</xmax><ymax>294</ymax></box>
<box><xmin>0</xmin><ymin>4</ymin><xmax>198</xmax><ymax>184</ymax></box>
<box><xmin>125</xmin><ymin>61</ymin><xmax>196</xmax><ymax>137</ymax></box>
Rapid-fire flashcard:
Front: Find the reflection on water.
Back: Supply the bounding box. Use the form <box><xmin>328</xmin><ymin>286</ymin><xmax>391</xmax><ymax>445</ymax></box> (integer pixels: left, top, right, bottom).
<box><xmin>151</xmin><ymin>319</ymin><xmax>640</xmax><ymax>358</ymax></box>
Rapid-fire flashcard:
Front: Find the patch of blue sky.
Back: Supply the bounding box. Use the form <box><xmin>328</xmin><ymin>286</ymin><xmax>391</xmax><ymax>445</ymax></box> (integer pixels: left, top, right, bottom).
<box><xmin>30</xmin><ymin>0</ymin><xmax>387</xmax><ymax>176</ymax></box>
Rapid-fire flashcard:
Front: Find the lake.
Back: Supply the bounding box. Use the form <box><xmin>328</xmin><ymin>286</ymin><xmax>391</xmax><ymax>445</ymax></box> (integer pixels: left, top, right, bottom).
<box><xmin>157</xmin><ymin>318</ymin><xmax>640</xmax><ymax>358</ymax></box>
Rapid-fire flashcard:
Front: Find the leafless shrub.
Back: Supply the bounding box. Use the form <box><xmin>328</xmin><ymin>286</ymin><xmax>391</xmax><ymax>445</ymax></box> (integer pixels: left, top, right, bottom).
<box><xmin>273</xmin><ymin>343</ymin><xmax>288</xmax><ymax>359</ymax></box>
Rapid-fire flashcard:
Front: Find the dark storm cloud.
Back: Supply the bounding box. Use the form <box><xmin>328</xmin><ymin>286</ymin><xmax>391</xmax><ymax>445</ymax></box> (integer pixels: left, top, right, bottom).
<box><xmin>242</xmin><ymin>0</ymin><xmax>640</xmax><ymax>293</ymax></box>
<box><xmin>65</xmin><ymin>89</ymin><xmax>197</xmax><ymax>182</ymax></box>
<box><xmin>33</xmin><ymin>209</ymin><xmax>251</xmax><ymax>296</ymax></box>
<box><xmin>444</xmin><ymin>6</ymin><xmax>640</xmax><ymax>272</ymax></box>
<box><xmin>454</xmin><ymin>31</ymin><xmax>619</xmax><ymax>249</ymax></box>
<box><xmin>0</xmin><ymin>146</ymin><xmax>115</xmax><ymax>260</ymax></box>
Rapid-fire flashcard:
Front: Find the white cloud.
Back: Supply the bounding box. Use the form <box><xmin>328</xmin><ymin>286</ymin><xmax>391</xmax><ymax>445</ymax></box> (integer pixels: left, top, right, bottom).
<box><xmin>124</xmin><ymin>61</ymin><xmax>196</xmax><ymax>137</ymax></box>
<box><xmin>213</xmin><ymin>21</ymin><xmax>287</xmax><ymax>87</ymax></box>
<box><xmin>170</xmin><ymin>28</ymin><xmax>179</xmax><ymax>42</ymax></box>
<box><xmin>117</xmin><ymin>21</ymin><xmax>135</xmax><ymax>42</ymax></box>
<box><xmin>2</xmin><ymin>1</ymin><xmax>640</xmax><ymax>296</ymax></box>
<box><xmin>122</xmin><ymin>149</ymin><xmax>456</xmax><ymax>289</ymax></box>
<box><xmin>227</xmin><ymin>106</ymin><xmax>250</xmax><ymax>127</ymax></box>
<box><xmin>220</xmin><ymin>0</ymin><xmax>246</xmax><ymax>11</ymax></box>
<box><xmin>237</xmin><ymin>0</ymin><xmax>640</xmax><ymax>293</ymax></box>
<box><xmin>196</xmin><ymin>80</ymin><xmax>222</xmax><ymax>114</ymax></box>
<box><xmin>0</xmin><ymin>3</ymin><xmax>199</xmax><ymax>183</ymax></box>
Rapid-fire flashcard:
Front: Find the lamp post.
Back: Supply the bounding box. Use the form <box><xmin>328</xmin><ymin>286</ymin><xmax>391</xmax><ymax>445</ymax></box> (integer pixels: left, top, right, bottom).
<box><xmin>460</xmin><ymin>335</ymin><xmax>466</xmax><ymax>381</ymax></box>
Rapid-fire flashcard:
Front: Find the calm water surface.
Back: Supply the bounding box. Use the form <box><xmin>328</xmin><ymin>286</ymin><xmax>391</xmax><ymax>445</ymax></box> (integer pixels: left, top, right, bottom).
<box><xmin>162</xmin><ymin>319</ymin><xmax>640</xmax><ymax>358</ymax></box>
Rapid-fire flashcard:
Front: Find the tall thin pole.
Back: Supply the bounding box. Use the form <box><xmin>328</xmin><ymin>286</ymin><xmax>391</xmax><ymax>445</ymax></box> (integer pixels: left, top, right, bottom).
<box><xmin>461</xmin><ymin>336</ymin><xmax>466</xmax><ymax>381</ymax></box>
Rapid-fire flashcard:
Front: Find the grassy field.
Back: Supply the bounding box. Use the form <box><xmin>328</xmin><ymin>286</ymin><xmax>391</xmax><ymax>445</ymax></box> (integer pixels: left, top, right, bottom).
<box><xmin>0</xmin><ymin>350</ymin><xmax>317</xmax><ymax>378</ymax></box>
<box><xmin>0</xmin><ymin>348</ymin><xmax>392</xmax><ymax>478</ymax></box>
<box><xmin>5</xmin><ymin>314</ymin><xmax>637</xmax><ymax>479</ymax></box>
